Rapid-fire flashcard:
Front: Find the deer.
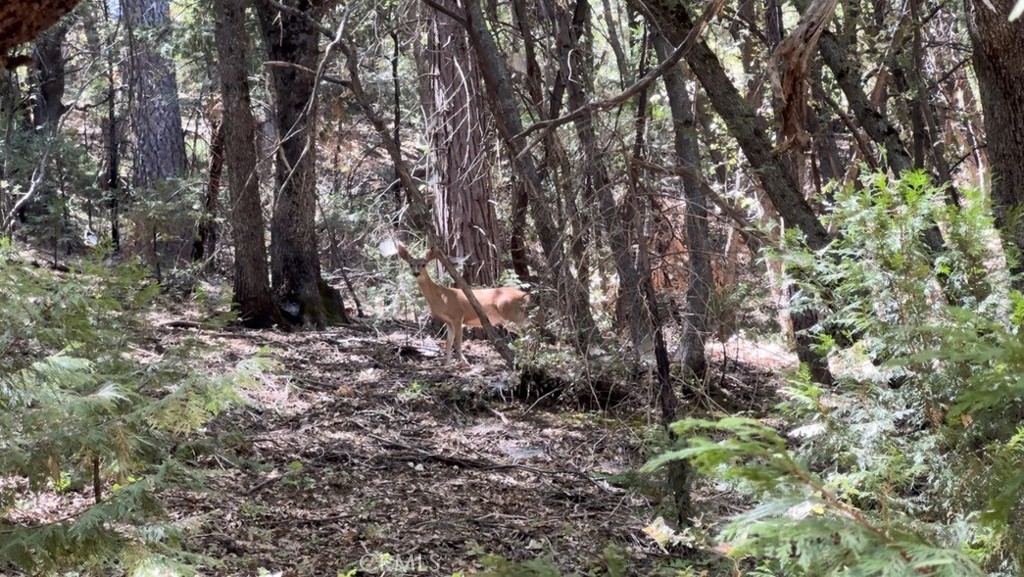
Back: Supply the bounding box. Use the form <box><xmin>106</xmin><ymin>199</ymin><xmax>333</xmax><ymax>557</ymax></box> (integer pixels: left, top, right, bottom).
<box><xmin>396</xmin><ymin>243</ymin><xmax>529</xmax><ymax>365</ymax></box>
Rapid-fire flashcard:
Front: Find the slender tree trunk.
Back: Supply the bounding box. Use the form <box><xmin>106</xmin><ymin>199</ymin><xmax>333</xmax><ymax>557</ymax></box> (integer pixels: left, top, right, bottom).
<box><xmin>213</xmin><ymin>0</ymin><xmax>277</xmax><ymax>328</ymax></box>
<box><xmin>193</xmin><ymin>118</ymin><xmax>224</xmax><ymax>264</ymax></box>
<box><xmin>654</xmin><ymin>34</ymin><xmax>711</xmax><ymax>387</ymax></box>
<box><xmin>638</xmin><ymin>0</ymin><xmax>829</xmax><ymax>249</ymax></box>
<box><xmin>94</xmin><ymin>2</ymin><xmax>122</xmax><ymax>251</ymax></box>
<box><xmin>808</xmin><ymin>72</ymin><xmax>844</xmax><ymax>191</ymax></box>
<box><xmin>508</xmin><ymin>0</ymin><xmax>553</xmax><ymax>283</ymax></box>
<box><xmin>509</xmin><ymin>178</ymin><xmax>531</xmax><ymax>281</ymax></box>
<box><xmin>13</xmin><ymin>21</ymin><xmax>70</xmax><ymax>225</ymax></box>
<box><xmin>812</xmin><ymin>4</ymin><xmax>952</xmax><ymax>205</ymax></box>
<box><xmin>629</xmin><ymin>33</ymin><xmax>695</xmax><ymax>524</ymax></box>
<box><xmin>813</xmin><ymin>17</ymin><xmax>914</xmax><ymax>175</ymax></box>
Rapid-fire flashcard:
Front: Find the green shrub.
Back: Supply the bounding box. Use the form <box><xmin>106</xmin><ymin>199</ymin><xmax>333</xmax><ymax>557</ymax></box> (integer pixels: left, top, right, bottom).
<box><xmin>0</xmin><ymin>242</ymin><xmax>257</xmax><ymax>574</ymax></box>
<box><xmin>647</xmin><ymin>171</ymin><xmax>1024</xmax><ymax>575</ymax></box>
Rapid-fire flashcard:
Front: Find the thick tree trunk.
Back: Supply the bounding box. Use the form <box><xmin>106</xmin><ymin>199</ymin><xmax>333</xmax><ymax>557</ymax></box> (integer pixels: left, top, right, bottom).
<box><xmin>212</xmin><ymin>0</ymin><xmax>276</xmax><ymax>328</ymax></box>
<box><xmin>966</xmin><ymin>0</ymin><xmax>1024</xmax><ymax>287</ymax></box>
<box><xmin>123</xmin><ymin>0</ymin><xmax>187</xmax><ymax>274</ymax></box>
<box><xmin>31</xmin><ymin>23</ymin><xmax>68</xmax><ymax>131</ymax></box>
<box><xmin>426</xmin><ymin>0</ymin><xmax>500</xmax><ymax>285</ymax></box>
<box><xmin>255</xmin><ymin>0</ymin><xmax>347</xmax><ymax>328</ymax></box>
<box><xmin>123</xmin><ymin>0</ymin><xmax>187</xmax><ymax>186</ymax></box>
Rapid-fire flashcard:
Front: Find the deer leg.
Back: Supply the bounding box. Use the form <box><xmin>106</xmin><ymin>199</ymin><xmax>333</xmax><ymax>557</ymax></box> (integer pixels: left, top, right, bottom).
<box><xmin>452</xmin><ymin>322</ymin><xmax>467</xmax><ymax>364</ymax></box>
<box><xmin>443</xmin><ymin>322</ymin><xmax>454</xmax><ymax>363</ymax></box>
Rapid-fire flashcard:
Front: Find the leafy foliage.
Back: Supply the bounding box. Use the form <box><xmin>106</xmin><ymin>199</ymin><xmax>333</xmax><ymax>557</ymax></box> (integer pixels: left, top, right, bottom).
<box><xmin>645</xmin><ymin>171</ymin><xmax>1024</xmax><ymax>575</ymax></box>
<box><xmin>647</xmin><ymin>415</ymin><xmax>984</xmax><ymax>576</ymax></box>
<box><xmin>0</xmin><ymin>244</ymin><xmax>257</xmax><ymax>573</ymax></box>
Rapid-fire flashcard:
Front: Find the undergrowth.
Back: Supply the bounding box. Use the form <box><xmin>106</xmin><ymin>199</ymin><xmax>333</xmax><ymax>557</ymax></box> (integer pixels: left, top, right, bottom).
<box><xmin>648</xmin><ymin>172</ymin><xmax>1021</xmax><ymax>576</ymax></box>
<box><xmin>494</xmin><ymin>171</ymin><xmax>1024</xmax><ymax>576</ymax></box>
<box><xmin>0</xmin><ymin>242</ymin><xmax>265</xmax><ymax>574</ymax></box>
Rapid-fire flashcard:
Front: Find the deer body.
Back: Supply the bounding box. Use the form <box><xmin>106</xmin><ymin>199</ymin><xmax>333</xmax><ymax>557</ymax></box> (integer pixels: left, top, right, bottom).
<box><xmin>398</xmin><ymin>244</ymin><xmax>528</xmax><ymax>364</ymax></box>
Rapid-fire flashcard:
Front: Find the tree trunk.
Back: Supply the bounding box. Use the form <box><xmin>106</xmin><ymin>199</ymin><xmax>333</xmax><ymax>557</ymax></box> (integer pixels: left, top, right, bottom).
<box><xmin>13</xmin><ymin>21</ymin><xmax>70</xmax><ymax>224</ymax></box>
<box><xmin>31</xmin><ymin>22</ymin><xmax>68</xmax><ymax>131</ymax></box>
<box><xmin>123</xmin><ymin>0</ymin><xmax>187</xmax><ymax>274</ymax></box>
<box><xmin>212</xmin><ymin>0</ymin><xmax>276</xmax><ymax>328</ymax></box>
<box><xmin>123</xmin><ymin>0</ymin><xmax>187</xmax><ymax>186</ymax></box>
<box><xmin>255</xmin><ymin>0</ymin><xmax>347</xmax><ymax>328</ymax></box>
<box><xmin>193</xmin><ymin>119</ymin><xmax>224</xmax><ymax>264</ymax></box>
<box><xmin>507</xmin><ymin>0</ymin><xmax>545</xmax><ymax>283</ymax></box>
<box><xmin>654</xmin><ymin>34</ymin><xmax>711</xmax><ymax>387</ymax></box>
<box><xmin>85</xmin><ymin>3</ymin><xmax>122</xmax><ymax>251</ymax></box>
<box><xmin>966</xmin><ymin>0</ymin><xmax>1024</xmax><ymax>287</ymax></box>
<box><xmin>425</xmin><ymin>0</ymin><xmax>500</xmax><ymax>285</ymax></box>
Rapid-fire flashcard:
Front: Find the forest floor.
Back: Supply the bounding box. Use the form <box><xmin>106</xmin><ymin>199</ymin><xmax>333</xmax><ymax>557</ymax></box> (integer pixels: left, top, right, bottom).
<box><xmin>145</xmin><ymin>310</ymin><xmax>795</xmax><ymax>577</ymax></box>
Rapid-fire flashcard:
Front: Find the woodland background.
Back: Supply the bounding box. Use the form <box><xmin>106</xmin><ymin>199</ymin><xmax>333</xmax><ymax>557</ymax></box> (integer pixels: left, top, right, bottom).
<box><xmin>2</xmin><ymin>0</ymin><xmax>1024</xmax><ymax>574</ymax></box>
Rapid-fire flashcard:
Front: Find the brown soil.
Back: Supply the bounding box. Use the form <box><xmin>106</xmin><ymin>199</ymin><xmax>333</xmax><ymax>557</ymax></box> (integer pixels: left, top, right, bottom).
<box><xmin>6</xmin><ymin>294</ymin><xmax>791</xmax><ymax>576</ymax></box>
<box><xmin>162</xmin><ymin>320</ymin><xmax>660</xmax><ymax>576</ymax></box>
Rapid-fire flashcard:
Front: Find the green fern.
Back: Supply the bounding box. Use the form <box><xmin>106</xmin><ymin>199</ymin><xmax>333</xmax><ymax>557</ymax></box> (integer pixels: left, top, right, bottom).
<box><xmin>646</xmin><ymin>171</ymin><xmax>1023</xmax><ymax>575</ymax></box>
<box><xmin>0</xmin><ymin>247</ymin><xmax>254</xmax><ymax>573</ymax></box>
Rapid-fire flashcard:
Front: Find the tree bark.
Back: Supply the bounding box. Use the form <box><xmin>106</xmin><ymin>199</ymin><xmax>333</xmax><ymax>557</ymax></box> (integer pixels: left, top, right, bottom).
<box><xmin>192</xmin><ymin>119</ymin><xmax>224</xmax><ymax>264</ymax></box>
<box><xmin>83</xmin><ymin>3</ymin><xmax>122</xmax><ymax>251</ymax></box>
<box><xmin>31</xmin><ymin>22</ymin><xmax>68</xmax><ymax>131</ymax></box>
<box><xmin>654</xmin><ymin>34</ymin><xmax>710</xmax><ymax>387</ymax></box>
<box><xmin>123</xmin><ymin>0</ymin><xmax>187</xmax><ymax>186</ymax></box>
<box><xmin>255</xmin><ymin>0</ymin><xmax>347</xmax><ymax>328</ymax></box>
<box><xmin>12</xmin><ymin>22</ymin><xmax>70</xmax><ymax>224</ymax></box>
<box><xmin>212</xmin><ymin>0</ymin><xmax>276</xmax><ymax>328</ymax></box>
<box><xmin>966</xmin><ymin>0</ymin><xmax>1024</xmax><ymax>287</ymax></box>
<box><xmin>425</xmin><ymin>0</ymin><xmax>500</xmax><ymax>285</ymax></box>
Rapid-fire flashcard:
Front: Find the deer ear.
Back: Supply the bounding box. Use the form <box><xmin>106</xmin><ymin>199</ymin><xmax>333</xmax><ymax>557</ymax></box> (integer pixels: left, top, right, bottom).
<box><xmin>396</xmin><ymin>243</ymin><xmax>410</xmax><ymax>261</ymax></box>
<box><xmin>425</xmin><ymin>248</ymin><xmax>439</xmax><ymax>261</ymax></box>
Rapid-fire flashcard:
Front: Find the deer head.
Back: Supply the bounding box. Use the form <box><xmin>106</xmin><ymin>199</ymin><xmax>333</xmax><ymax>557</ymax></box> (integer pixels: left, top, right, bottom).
<box><xmin>397</xmin><ymin>244</ymin><xmax>438</xmax><ymax>280</ymax></box>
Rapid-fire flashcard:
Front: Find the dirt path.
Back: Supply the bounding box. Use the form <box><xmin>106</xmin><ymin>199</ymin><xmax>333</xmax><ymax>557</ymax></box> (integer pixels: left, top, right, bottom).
<box><xmin>168</xmin><ymin>322</ymin><xmax>665</xmax><ymax>576</ymax></box>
